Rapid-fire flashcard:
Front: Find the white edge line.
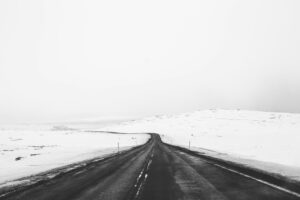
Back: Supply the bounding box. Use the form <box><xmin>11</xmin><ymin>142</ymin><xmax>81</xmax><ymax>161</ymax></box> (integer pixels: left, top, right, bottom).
<box><xmin>213</xmin><ymin>163</ymin><xmax>300</xmax><ymax>198</ymax></box>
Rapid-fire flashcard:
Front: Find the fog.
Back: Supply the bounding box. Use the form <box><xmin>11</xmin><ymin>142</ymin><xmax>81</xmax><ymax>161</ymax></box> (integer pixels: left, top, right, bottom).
<box><xmin>1</xmin><ymin>0</ymin><xmax>300</xmax><ymax>123</ymax></box>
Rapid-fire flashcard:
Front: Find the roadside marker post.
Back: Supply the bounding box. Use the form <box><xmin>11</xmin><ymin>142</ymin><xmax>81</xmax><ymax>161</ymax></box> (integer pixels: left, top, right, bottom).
<box><xmin>118</xmin><ymin>141</ymin><xmax>119</xmax><ymax>154</ymax></box>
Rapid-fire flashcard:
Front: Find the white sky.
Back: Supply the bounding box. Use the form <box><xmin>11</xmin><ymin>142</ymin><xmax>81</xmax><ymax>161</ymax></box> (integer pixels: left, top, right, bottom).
<box><xmin>1</xmin><ymin>0</ymin><xmax>300</xmax><ymax>123</ymax></box>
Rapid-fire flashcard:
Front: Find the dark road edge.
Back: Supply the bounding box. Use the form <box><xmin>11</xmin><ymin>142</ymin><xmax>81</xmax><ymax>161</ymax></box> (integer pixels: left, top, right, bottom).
<box><xmin>0</xmin><ymin>134</ymin><xmax>154</xmax><ymax>199</ymax></box>
<box><xmin>165</xmin><ymin>142</ymin><xmax>300</xmax><ymax>198</ymax></box>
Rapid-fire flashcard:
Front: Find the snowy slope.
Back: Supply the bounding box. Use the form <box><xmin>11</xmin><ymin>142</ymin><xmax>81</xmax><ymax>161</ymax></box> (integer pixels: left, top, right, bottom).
<box><xmin>0</xmin><ymin>124</ymin><xmax>149</xmax><ymax>185</ymax></box>
<box><xmin>100</xmin><ymin>109</ymin><xmax>300</xmax><ymax>181</ymax></box>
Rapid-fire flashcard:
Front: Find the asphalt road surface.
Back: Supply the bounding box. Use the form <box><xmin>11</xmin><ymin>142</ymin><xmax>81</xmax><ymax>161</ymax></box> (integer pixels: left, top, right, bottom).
<box><xmin>1</xmin><ymin>134</ymin><xmax>300</xmax><ymax>200</ymax></box>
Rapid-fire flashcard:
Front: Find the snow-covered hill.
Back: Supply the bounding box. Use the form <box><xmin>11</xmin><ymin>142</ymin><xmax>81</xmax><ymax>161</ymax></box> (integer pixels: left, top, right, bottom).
<box><xmin>100</xmin><ymin>109</ymin><xmax>300</xmax><ymax>181</ymax></box>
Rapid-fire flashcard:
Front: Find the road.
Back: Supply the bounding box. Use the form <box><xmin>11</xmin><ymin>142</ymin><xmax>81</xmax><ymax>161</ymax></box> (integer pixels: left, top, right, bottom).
<box><xmin>1</xmin><ymin>133</ymin><xmax>300</xmax><ymax>200</ymax></box>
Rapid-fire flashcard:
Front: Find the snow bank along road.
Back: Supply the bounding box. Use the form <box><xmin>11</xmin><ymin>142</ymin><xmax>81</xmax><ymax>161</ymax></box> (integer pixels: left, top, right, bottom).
<box><xmin>1</xmin><ymin>133</ymin><xmax>300</xmax><ymax>200</ymax></box>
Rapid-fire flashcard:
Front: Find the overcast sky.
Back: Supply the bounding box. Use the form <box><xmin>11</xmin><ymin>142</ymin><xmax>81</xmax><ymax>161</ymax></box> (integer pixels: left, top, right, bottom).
<box><xmin>1</xmin><ymin>0</ymin><xmax>300</xmax><ymax>123</ymax></box>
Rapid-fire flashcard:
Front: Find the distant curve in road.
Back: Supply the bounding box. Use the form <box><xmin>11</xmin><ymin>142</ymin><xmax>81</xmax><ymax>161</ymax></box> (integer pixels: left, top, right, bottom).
<box><xmin>1</xmin><ymin>133</ymin><xmax>300</xmax><ymax>200</ymax></box>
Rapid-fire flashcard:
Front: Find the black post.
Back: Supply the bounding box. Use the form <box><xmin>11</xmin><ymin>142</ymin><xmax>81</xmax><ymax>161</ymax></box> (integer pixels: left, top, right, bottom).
<box><xmin>118</xmin><ymin>141</ymin><xmax>119</xmax><ymax>154</ymax></box>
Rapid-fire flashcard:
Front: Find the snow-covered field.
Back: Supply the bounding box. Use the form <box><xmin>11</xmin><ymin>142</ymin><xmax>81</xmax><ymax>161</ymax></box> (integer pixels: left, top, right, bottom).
<box><xmin>2</xmin><ymin>110</ymin><xmax>299</xmax><ymax>186</ymax></box>
<box><xmin>100</xmin><ymin>110</ymin><xmax>300</xmax><ymax>181</ymax></box>
<box><xmin>0</xmin><ymin>124</ymin><xmax>149</xmax><ymax>186</ymax></box>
